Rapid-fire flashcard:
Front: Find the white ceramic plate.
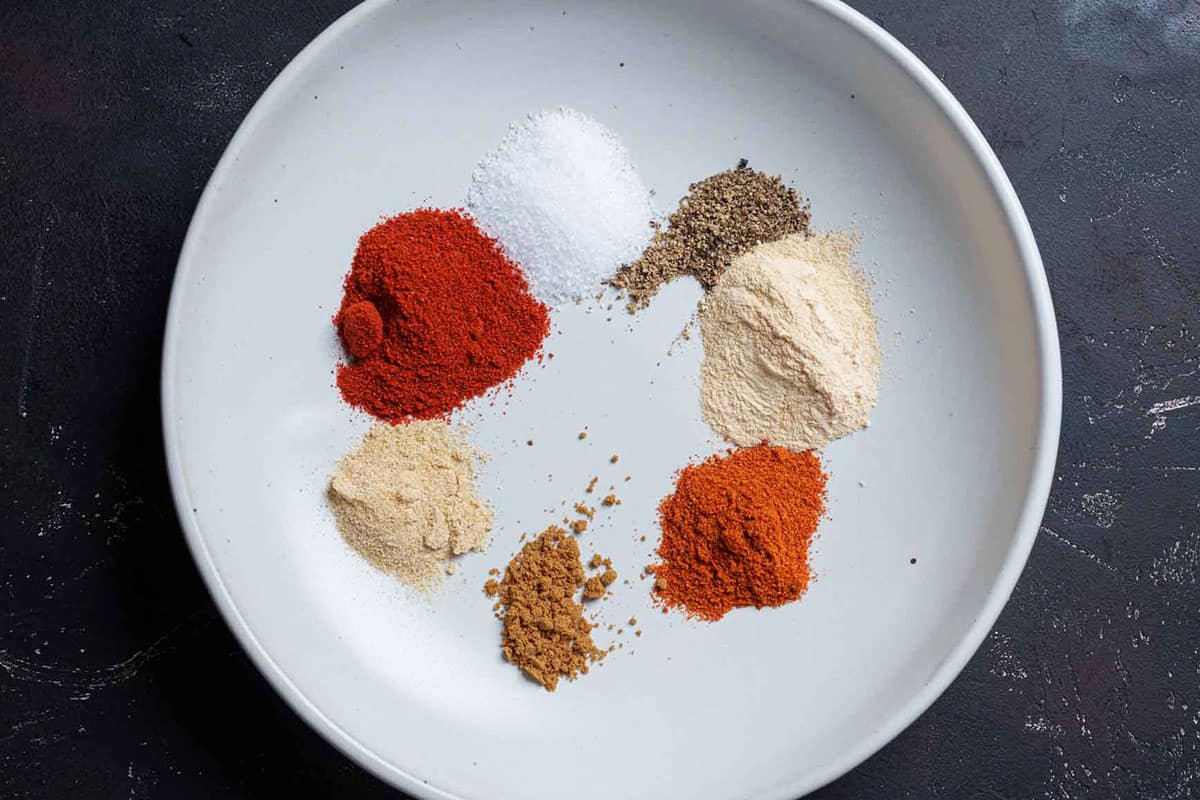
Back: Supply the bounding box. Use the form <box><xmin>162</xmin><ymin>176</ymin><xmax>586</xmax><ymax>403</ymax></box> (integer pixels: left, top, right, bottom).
<box><xmin>162</xmin><ymin>1</ymin><xmax>1061</xmax><ymax>797</ymax></box>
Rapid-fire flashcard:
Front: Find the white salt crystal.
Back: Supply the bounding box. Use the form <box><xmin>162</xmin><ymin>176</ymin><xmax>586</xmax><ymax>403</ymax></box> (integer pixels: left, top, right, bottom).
<box><xmin>467</xmin><ymin>107</ymin><xmax>656</xmax><ymax>304</ymax></box>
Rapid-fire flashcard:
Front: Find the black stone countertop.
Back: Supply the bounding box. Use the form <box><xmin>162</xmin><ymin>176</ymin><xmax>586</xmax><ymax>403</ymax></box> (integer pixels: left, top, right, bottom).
<box><xmin>2</xmin><ymin>1</ymin><xmax>1198</xmax><ymax>797</ymax></box>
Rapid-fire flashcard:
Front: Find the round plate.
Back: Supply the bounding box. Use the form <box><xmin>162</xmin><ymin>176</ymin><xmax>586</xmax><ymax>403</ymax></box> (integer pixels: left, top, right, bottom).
<box><xmin>162</xmin><ymin>1</ymin><xmax>1061</xmax><ymax>797</ymax></box>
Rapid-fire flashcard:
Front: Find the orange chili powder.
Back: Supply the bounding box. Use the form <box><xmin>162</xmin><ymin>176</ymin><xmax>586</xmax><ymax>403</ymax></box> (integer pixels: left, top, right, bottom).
<box><xmin>652</xmin><ymin>444</ymin><xmax>827</xmax><ymax>621</ymax></box>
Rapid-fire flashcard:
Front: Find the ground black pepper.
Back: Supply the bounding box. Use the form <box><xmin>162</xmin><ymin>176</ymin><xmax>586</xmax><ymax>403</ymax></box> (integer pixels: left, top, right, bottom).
<box><xmin>609</xmin><ymin>161</ymin><xmax>811</xmax><ymax>310</ymax></box>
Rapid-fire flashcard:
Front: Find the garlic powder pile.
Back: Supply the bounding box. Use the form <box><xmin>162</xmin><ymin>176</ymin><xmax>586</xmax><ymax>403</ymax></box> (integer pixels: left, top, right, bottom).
<box><xmin>698</xmin><ymin>231</ymin><xmax>881</xmax><ymax>451</ymax></box>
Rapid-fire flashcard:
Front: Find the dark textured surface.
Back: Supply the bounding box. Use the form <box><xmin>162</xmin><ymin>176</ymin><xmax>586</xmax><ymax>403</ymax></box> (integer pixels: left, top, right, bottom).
<box><xmin>2</xmin><ymin>1</ymin><xmax>1198</xmax><ymax>797</ymax></box>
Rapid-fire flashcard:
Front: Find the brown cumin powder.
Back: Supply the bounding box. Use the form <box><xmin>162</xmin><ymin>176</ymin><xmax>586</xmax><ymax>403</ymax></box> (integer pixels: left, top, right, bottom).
<box><xmin>486</xmin><ymin>526</ymin><xmax>605</xmax><ymax>691</ymax></box>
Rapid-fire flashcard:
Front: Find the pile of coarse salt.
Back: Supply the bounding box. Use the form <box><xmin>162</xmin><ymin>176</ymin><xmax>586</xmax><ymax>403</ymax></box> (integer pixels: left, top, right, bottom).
<box><xmin>467</xmin><ymin>107</ymin><xmax>657</xmax><ymax>304</ymax></box>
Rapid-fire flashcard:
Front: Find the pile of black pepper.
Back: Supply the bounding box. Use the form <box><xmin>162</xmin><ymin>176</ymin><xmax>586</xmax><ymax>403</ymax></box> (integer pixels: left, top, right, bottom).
<box><xmin>609</xmin><ymin>160</ymin><xmax>811</xmax><ymax>310</ymax></box>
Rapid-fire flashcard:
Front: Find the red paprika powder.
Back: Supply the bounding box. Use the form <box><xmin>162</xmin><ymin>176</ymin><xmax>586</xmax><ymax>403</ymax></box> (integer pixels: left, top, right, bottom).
<box><xmin>652</xmin><ymin>444</ymin><xmax>827</xmax><ymax>621</ymax></box>
<box><xmin>334</xmin><ymin>209</ymin><xmax>550</xmax><ymax>422</ymax></box>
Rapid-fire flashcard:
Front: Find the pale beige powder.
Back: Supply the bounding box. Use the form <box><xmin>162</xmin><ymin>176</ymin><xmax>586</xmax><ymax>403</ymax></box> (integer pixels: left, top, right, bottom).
<box><xmin>698</xmin><ymin>231</ymin><xmax>881</xmax><ymax>451</ymax></box>
<box><xmin>328</xmin><ymin>421</ymin><xmax>492</xmax><ymax>590</ymax></box>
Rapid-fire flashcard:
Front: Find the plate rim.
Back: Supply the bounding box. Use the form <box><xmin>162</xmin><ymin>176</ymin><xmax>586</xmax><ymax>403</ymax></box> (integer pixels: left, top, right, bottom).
<box><xmin>159</xmin><ymin>0</ymin><xmax>1063</xmax><ymax>797</ymax></box>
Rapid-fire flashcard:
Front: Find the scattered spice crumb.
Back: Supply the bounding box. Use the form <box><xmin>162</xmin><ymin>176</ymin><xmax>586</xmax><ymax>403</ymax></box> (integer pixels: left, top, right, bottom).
<box><xmin>484</xmin><ymin>579</ymin><xmax>500</xmax><ymax>597</ymax></box>
<box><xmin>635</xmin><ymin>630</ymin><xmax>642</xmax><ymax>637</ymax></box>
<box><xmin>628</xmin><ymin>617</ymin><xmax>638</xmax><ymax>626</ymax></box>
<box><xmin>624</xmin><ymin>475</ymin><xmax>631</xmax><ymax>482</ymax></box>
<box><xmin>578</xmin><ymin>431</ymin><xmax>588</xmax><ymax>440</ymax></box>
<box><xmin>586</xmin><ymin>476</ymin><xmax>599</xmax><ymax>493</ymax></box>
<box><xmin>527</xmin><ymin>440</ymin><xmax>534</xmax><ymax>446</ymax></box>
<box><xmin>610</xmin><ymin>454</ymin><xmax>619</xmax><ymax>463</ymax></box>
<box><xmin>574</xmin><ymin>502</ymin><xmax>595</xmax><ymax>519</ymax></box>
<box><xmin>570</xmin><ymin>519</ymin><xmax>589</xmax><ymax>534</ymax></box>
<box><xmin>602</xmin><ymin>494</ymin><xmax>619</xmax><ymax>506</ymax></box>
<box><xmin>910</xmin><ymin>557</ymin><xmax>917</xmax><ymax>565</ymax></box>
<box><xmin>587</xmin><ymin>554</ymin><xmax>617</xmax><ymax>589</ymax></box>
<box><xmin>583</xmin><ymin>576</ymin><xmax>606</xmax><ymax>600</ymax></box>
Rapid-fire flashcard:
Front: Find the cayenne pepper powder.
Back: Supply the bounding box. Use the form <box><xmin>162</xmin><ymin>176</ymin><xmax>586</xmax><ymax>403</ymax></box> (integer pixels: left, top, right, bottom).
<box><xmin>334</xmin><ymin>209</ymin><xmax>550</xmax><ymax>422</ymax></box>
<box><xmin>652</xmin><ymin>444</ymin><xmax>827</xmax><ymax>621</ymax></box>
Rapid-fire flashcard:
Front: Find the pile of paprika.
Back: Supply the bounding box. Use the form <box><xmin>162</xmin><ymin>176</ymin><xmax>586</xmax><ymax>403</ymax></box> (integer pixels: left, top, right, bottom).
<box><xmin>334</xmin><ymin>209</ymin><xmax>550</xmax><ymax>422</ymax></box>
<box><xmin>652</xmin><ymin>444</ymin><xmax>827</xmax><ymax>621</ymax></box>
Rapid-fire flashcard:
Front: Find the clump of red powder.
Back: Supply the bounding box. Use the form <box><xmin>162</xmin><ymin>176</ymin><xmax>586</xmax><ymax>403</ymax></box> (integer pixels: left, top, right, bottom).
<box><xmin>334</xmin><ymin>209</ymin><xmax>550</xmax><ymax>421</ymax></box>
<box><xmin>652</xmin><ymin>445</ymin><xmax>827</xmax><ymax>622</ymax></box>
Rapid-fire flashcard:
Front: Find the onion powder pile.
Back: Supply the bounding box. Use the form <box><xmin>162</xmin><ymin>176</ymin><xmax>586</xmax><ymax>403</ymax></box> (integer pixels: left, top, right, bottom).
<box><xmin>467</xmin><ymin>107</ymin><xmax>656</xmax><ymax>304</ymax></box>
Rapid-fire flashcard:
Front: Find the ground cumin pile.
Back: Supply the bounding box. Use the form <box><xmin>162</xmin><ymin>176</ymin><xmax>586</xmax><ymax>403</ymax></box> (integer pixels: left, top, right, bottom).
<box><xmin>652</xmin><ymin>444</ymin><xmax>827</xmax><ymax>621</ymax></box>
<box><xmin>609</xmin><ymin>161</ymin><xmax>811</xmax><ymax>310</ymax></box>
<box><xmin>485</xmin><ymin>526</ymin><xmax>605</xmax><ymax>691</ymax></box>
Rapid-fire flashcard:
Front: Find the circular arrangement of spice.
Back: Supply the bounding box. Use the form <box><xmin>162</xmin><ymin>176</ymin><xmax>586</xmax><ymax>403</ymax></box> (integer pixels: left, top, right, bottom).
<box><xmin>321</xmin><ymin>107</ymin><xmax>882</xmax><ymax>692</ymax></box>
